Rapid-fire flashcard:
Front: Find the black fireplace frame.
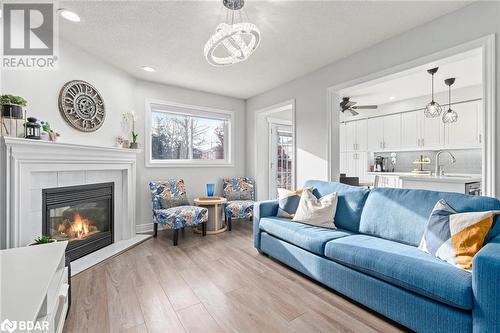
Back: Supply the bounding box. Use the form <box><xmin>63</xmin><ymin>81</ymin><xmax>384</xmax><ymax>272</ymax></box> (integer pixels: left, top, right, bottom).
<box><xmin>42</xmin><ymin>182</ymin><xmax>114</xmax><ymax>261</ymax></box>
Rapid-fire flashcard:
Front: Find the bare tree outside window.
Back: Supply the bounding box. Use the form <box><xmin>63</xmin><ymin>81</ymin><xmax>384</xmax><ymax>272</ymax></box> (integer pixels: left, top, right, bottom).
<box><xmin>151</xmin><ymin>111</ymin><xmax>227</xmax><ymax>161</ymax></box>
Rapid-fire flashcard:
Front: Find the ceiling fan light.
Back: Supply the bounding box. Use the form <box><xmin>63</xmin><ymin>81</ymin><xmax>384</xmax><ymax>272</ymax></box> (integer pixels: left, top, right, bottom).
<box><xmin>424</xmin><ymin>101</ymin><xmax>442</xmax><ymax>118</ymax></box>
<box><xmin>442</xmin><ymin>108</ymin><xmax>458</xmax><ymax>123</ymax></box>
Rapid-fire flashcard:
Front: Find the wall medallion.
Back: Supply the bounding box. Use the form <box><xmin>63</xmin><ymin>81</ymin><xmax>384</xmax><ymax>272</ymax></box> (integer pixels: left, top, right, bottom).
<box><xmin>58</xmin><ymin>80</ymin><xmax>105</xmax><ymax>132</ymax></box>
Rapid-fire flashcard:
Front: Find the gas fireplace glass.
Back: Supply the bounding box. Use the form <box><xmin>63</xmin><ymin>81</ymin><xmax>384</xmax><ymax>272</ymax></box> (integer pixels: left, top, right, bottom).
<box><xmin>43</xmin><ymin>182</ymin><xmax>114</xmax><ymax>261</ymax></box>
<box><xmin>47</xmin><ymin>200</ymin><xmax>110</xmax><ymax>242</ymax></box>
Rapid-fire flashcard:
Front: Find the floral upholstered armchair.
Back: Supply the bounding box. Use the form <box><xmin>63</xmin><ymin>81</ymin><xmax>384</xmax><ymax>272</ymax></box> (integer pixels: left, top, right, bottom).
<box><xmin>149</xmin><ymin>179</ymin><xmax>208</xmax><ymax>246</ymax></box>
<box><xmin>223</xmin><ymin>177</ymin><xmax>255</xmax><ymax>231</ymax></box>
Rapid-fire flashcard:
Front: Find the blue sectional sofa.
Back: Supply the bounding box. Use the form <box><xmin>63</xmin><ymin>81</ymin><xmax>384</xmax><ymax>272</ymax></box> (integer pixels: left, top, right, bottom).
<box><xmin>253</xmin><ymin>180</ymin><xmax>500</xmax><ymax>333</ymax></box>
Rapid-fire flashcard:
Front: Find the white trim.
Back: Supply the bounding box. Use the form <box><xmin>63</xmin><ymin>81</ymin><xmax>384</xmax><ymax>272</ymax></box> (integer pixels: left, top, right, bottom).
<box><xmin>267</xmin><ymin>117</ymin><xmax>293</xmax><ymax>126</ymax></box>
<box><xmin>327</xmin><ymin>35</ymin><xmax>496</xmax><ymax>197</ymax></box>
<box><xmin>145</xmin><ymin>98</ymin><xmax>235</xmax><ymax>168</ymax></box>
<box><xmin>136</xmin><ymin>222</ymin><xmax>154</xmax><ymax>234</ymax></box>
<box><xmin>253</xmin><ymin>99</ymin><xmax>296</xmax><ymax>200</ymax></box>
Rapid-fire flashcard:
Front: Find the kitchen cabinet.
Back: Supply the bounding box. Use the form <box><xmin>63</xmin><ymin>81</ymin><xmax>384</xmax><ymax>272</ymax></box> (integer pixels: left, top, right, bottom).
<box><xmin>340</xmin><ymin>119</ymin><xmax>367</xmax><ymax>152</ymax></box>
<box><xmin>367</xmin><ymin>115</ymin><xmax>401</xmax><ymax>151</ymax></box>
<box><xmin>444</xmin><ymin>100</ymin><xmax>481</xmax><ymax>148</ymax></box>
<box><xmin>421</xmin><ymin>113</ymin><xmax>443</xmax><ymax>148</ymax></box>
<box><xmin>400</xmin><ymin>110</ymin><xmax>443</xmax><ymax>150</ymax></box>
<box><xmin>401</xmin><ymin>111</ymin><xmax>419</xmax><ymax>148</ymax></box>
<box><xmin>367</xmin><ymin>117</ymin><xmax>384</xmax><ymax>151</ymax></box>
<box><xmin>340</xmin><ymin>152</ymin><xmax>368</xmax><ymax>181</ymax></box>
<box><xmin>382</xmin><ymin>114</ymin><xmax>402</xmax><ymax>149</ymax></box>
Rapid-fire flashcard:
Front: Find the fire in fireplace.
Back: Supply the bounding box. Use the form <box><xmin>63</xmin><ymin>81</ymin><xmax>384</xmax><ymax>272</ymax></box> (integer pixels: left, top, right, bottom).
<box><xmin>43</xmin><ymin>183</ymin><xmax>114</xmax><ymax>261</ymax></box>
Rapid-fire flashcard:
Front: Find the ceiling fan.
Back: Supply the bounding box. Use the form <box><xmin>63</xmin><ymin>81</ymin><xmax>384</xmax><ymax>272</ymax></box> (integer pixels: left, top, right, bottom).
<box><xmin>340</xmin><ymin>97</ymin><xmax>378</xmax><ymax>116</ymax></box>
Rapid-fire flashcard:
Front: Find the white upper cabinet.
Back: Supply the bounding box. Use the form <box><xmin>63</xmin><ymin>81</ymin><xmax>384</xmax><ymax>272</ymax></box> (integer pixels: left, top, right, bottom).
<box><xmin>340</xmin><ymin>119</ymin><xmax>367</xmax><ymax>151</ymax></box>
<box><xmin>367</xmin><ymin>117</ymin><xmax>384</xmax><ymax>151</ymax></box>
<box><xmin>421</xmin><ymin>113</ymin><xmax>444</xmax><ymax>148</ymax></box>
<box><xmin>382</xmin><ymin>114</ymin><xmax>402</xmax><ymax>149</ymax></box>
<box><xmin>339</xmin><ymin>99</ymin><xmax>481</xmax><ymax>154</ymax></box>
<box><xmin>444</xmin><ymin>100</ymin><xmax>481</xmax><ymax>148</ymax></box>
<box><xmin>401</xmin><ymin>111</ymin><xmax>420</xmax><ymax>148</ymax></box>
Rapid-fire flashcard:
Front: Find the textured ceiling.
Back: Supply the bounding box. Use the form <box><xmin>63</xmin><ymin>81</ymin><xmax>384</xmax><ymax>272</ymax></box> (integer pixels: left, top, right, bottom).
<box><xmin>59</xmin><ymin>1</ymin><xmax>471</xmax><ymax>99</ymax></box>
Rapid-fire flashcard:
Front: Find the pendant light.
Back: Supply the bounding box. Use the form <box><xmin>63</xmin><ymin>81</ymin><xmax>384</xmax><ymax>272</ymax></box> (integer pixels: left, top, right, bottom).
<box><xmin>424</xmin><ymin>67</ymin><xmax>442</xmax><ymax>118</ymax></box>
<box><xmin>442</xmin><ymin>78</ymin><xmax>458</xmax><ymax>123</ymax></box>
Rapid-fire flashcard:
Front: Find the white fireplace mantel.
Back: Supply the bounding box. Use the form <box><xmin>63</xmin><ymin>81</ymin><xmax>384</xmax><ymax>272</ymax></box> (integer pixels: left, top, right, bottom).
<box><xmin>0</xmin><ymin>137</ymin><xmax>140</xmax><ymax>249</ymax></box>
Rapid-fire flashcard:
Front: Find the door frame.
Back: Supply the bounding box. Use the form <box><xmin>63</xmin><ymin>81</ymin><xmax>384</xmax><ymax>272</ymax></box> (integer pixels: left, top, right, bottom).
<box><xmin>253</xmin><ymin>99</ymin><xmax>296</xmax><ymax>201</ymax></box>
<box><xmin>326</xmin><ymin>34</ymin><xmax>496</xmax><ymax>197</ymax></box>
<box><xmin>268</xmin><ymin>119</ymin><xmax>293</xmax><ymax>199</ymax></box>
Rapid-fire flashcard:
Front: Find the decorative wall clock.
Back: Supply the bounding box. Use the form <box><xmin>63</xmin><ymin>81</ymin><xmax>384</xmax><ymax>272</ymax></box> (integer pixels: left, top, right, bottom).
<box><xmin>58</xmin><ymin>80</ymin><xmax>105</xmax><ymax>132</ymax></box>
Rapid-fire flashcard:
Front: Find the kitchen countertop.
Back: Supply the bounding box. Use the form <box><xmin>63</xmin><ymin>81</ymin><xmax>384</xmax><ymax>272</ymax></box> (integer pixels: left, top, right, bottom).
<box><xmin>367</xmin><ymin>172</ymin><xmax>481</xmax><ymax>184</ymax></box>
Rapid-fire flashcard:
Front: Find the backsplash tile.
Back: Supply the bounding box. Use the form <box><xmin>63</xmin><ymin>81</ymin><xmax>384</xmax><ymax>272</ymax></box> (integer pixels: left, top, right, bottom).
<box><xmin>372</xmin><ymin>149</ymin><xmax>481</xmax><ymax>174</ymax></box>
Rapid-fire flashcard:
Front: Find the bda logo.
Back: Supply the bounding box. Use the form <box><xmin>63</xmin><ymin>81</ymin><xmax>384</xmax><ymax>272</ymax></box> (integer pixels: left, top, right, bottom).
<box><xmin>0</xmin><ymin>319</ymin><xmax>17</xmax><ymax>333</ymax></box>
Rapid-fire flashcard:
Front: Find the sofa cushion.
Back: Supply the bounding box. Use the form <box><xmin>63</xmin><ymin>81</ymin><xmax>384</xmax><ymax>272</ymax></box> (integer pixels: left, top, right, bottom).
<box><xmin>303</xmin><ymin>180</ymin><xmax>369</xmax><ymax>233</ymax></box>
<box><xmin>359</xmin><ymin>188</ymin><xmax>500</xmax><ymax>246</ymax></box>
<box><xmin>324</xmin><ymin>234</ymin><xmax>473</xmax><ymax>310</ymax></box>
<box><xmin>259</xmin><ymin>216</ymin><xmax>353</xmax><ymax>255</ymax></box>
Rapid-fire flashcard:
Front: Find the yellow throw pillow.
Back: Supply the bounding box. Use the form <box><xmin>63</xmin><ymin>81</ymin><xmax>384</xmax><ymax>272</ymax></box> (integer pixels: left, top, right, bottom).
<box><xmin>419</xmin><ymin>199</ymin><xmax>499</xmax><ymax>271</ymax></box>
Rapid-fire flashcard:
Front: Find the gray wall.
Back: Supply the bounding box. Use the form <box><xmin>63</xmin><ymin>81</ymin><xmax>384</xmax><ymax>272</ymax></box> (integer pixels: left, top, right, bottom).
<box><xmin>246</xmin><ymin>1</ymin><xmax>500</xmax><ymax>196</ymax></box>
<box><xmin>133</xmin><ymin>80</ymin><xmax>245</xmax><ymax>232</ymax></box>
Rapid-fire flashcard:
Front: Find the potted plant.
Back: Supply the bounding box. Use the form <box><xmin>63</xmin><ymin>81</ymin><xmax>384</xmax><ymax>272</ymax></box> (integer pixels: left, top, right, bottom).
<box><xmin>28</xmin><ymin>235</ymin><xmax>57</xmax><ymax>246</ymax></box>
<box><xmin>122</xmin><ymin>111</ymin><xmax>138</xmax><ymax>148</ymax></box>
<box><xmin>130</xmin><ymin>131</ymin><xmax>139</xmax><ymax>149</ymax></box>
<box><xmin>40</xmin><ymin>120</ymin><xmax>61</xmax><ymax>142</ymax></box>
<box><xmin>1</xmin><ymin>94</ymin><xmax>27</xmax><ymax>119</ymax></box>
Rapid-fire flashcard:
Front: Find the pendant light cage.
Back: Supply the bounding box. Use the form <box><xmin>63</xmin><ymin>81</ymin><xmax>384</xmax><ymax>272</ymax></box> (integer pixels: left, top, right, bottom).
<box><xmin>442</xmin><ymin>78</ymin><xmax>458</xmax><ymax>124</ymax></box>
<box><xmin>424</xmin><ymin>67</ymin><xmax>443</xmax><ymax>118</ymax></box>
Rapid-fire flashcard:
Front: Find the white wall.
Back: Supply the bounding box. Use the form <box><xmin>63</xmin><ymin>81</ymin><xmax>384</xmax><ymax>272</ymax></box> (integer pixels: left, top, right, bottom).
<box><xmin>133</xmin><ymin>80</ymin><xmax>245</xmax><ymax>232</ymax></box>
<box><xmin>1</xmin><ymin>38</ymin><xmax>246</xmax><ymax>233</ymax></box>
<box><xmin>1</xmin><ymin>39</ymin><xmax>136</xmax><ymax>146</ymax></box>
<box><xmin>246</xmin><ymin>1</ymin><xmax>500</xmax><ymax>196</ymax></box>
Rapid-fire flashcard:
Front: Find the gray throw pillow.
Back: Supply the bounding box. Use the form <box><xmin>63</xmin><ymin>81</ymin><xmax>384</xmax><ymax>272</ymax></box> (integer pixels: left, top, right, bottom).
<box><xmin>160</xmin><ymin>196</ymin><xmax>189</xmax><ymax>209</ymax></box>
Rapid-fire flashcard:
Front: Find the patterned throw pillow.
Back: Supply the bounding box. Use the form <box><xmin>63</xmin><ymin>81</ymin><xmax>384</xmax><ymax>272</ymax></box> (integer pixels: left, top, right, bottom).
<box><xmin>277</xmin><ymin>187</ymin><xmax>312</xmax><ymax>218</ymax></box>
<box><xmin>292</xmin><ymin>190</ymin><xmax>338</xmax><ymax>228</ymax></box>
<box><xmin>418</xmin><ymin>199</ymin><xmax>499</xmax><ymax>271</ymax></box>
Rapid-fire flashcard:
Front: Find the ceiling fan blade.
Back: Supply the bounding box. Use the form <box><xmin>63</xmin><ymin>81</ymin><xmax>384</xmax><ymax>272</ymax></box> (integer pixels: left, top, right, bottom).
<box><xmin>349</xmin><ymin>109</ymin><xmax>359</xmax><ymax>116</ymax></box>
<box><xmin>345</xmin><ymin>101</ymin><xmax>356</xmax><ymax>108</ymax></box>
<box><xmin>352</xmin><ymin>105</ymin><xmax>378</xmax><ymax>110</ymax></box>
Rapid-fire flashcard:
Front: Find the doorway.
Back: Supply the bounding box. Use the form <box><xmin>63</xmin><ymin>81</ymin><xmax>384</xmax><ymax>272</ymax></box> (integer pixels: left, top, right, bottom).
<box><xmin>269</xmin><ymin>122</ymin><xmax>294</xmax><ymax>198</ymax></box>
<box><xmin>254</xmin><ymin>100</ymin><xmax>296</xmax><ymax>200</ymax></box>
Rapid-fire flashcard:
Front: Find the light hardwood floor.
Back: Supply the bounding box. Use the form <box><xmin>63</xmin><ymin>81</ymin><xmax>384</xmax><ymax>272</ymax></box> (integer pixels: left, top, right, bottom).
<box><xmin>63</xmin><ymin>222</ymin><xmax>408</xmax><ymax>333</ymax></box>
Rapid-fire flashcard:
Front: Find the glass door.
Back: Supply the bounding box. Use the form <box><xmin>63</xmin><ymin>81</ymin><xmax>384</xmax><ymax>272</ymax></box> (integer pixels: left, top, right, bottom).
<box><xmin>269</xmin><ymin>123</ymin><xmax>294</xmax><ymax>199</ymax></box>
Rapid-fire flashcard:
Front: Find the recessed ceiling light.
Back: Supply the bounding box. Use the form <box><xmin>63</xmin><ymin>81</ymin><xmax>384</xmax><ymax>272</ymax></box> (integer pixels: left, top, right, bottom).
<box><xmin>142</xmin><ymin>66</ymin><xmax>156</xmax><ymax>72</ymax></box>
<box><xmin>389</xmin><ymin>96</ymin><xmax>396</xmax><ymax>100</ymax></box>
<box><xmin>58</xmin><ymin>9</ymin><xmax>80</xmax><ymax>22</ymax></box>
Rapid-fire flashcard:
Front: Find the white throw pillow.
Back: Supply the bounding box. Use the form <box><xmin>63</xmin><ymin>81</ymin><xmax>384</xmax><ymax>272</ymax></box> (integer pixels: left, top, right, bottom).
<box><xmin>292</xmin><ymin>190</ymin><xmax>338</xmax><ymax>228</ymax></box>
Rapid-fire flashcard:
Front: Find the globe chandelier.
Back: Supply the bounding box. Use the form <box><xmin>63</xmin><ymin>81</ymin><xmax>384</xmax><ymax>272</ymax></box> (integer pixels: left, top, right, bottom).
<box><xmin>424</xmin><ymin>67</ymin><xmax>443</xmax><ymax>118</ymax></box>
<box><xmin>204</xmin><ymin>0</ymin><xmax>261</xmax><ymax>67</ymax></box>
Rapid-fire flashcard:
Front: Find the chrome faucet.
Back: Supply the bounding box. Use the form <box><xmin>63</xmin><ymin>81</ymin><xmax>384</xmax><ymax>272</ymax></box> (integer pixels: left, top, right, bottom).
<box><xmin>435</xmin><ymin>150</ymin><xmax>456</xmax><ymax>176</ymax></box>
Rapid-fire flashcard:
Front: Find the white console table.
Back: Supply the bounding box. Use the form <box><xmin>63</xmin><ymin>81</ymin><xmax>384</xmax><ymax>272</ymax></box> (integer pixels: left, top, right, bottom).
<box><xmin>0</xmin><ymin>241</ymin><xmax>69</xmax><ymax>333</ymax></box>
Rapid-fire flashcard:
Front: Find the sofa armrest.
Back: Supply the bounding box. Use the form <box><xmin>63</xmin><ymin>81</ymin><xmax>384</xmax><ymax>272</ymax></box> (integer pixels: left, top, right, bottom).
<box><xmin>472</xmin><ymin>234</ymin><xmax>500</xmax><ymax>333</ymax></box>
<box><xmin>253</xmin><ymin>200</ymin><xmax>279</xmax><ymax>250</ymax></box>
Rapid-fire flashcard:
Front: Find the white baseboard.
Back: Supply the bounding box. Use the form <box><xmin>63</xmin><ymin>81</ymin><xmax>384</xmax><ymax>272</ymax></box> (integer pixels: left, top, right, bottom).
<box><xmin>136</xmin><ymin>222</ymin><xmax>155</xmax><ymax>233</ymax></box>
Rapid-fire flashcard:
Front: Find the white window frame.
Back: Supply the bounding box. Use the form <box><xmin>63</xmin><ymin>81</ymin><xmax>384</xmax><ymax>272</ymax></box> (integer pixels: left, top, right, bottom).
<box><xmin>145</xmin><ymin>98</ymin><xmax>234</xmax><ymax>167</ymax></box>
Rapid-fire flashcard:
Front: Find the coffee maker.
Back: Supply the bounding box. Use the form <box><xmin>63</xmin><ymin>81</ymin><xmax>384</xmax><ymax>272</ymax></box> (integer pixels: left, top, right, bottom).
<box><xmin>375</xmin><ymin>155</ymin><xmax>387</xmax><ymax>172</ymax></box>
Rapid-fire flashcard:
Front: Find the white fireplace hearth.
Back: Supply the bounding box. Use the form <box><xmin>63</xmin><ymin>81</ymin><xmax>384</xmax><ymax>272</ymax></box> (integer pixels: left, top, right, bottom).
<box><xmin>0</xmin><ymin>137</ymin><xmax>147</xmax><ymax>273</ymax></box>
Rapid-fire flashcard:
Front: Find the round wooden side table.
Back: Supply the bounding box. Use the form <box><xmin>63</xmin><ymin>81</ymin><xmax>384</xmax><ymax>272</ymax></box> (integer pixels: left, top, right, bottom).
<box><xmin>194</xmin><ymin>197</ymin><xmax>227</xmax><ymax>235</ymax></box>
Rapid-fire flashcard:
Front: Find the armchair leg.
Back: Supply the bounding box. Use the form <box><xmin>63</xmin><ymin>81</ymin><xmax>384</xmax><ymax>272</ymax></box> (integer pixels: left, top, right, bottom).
<box><xmin>173</xmin><ymin>229</ymin><xmax>179</xmax><ymax>246</ymax></box>
<box><xmin>154</xmin><ymin>223</ymin><xmax>158</xmax><ymax>237</ymax></box>
<box><xmin>202</xmin><ymin>222</ymin><xmax>207</xmax><ymax>236</ymax></box>
<box><xmin>228</xmin><ymin>216</ymin><xmax>232</xmax><ymax>231</ymax></box>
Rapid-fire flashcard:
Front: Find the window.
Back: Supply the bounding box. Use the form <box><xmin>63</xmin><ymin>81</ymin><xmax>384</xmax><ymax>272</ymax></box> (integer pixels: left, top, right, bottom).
<box><xmin>147</xmin><ymin>100</ymin><xmax>233</xmax><ymax>166</ymax></box>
